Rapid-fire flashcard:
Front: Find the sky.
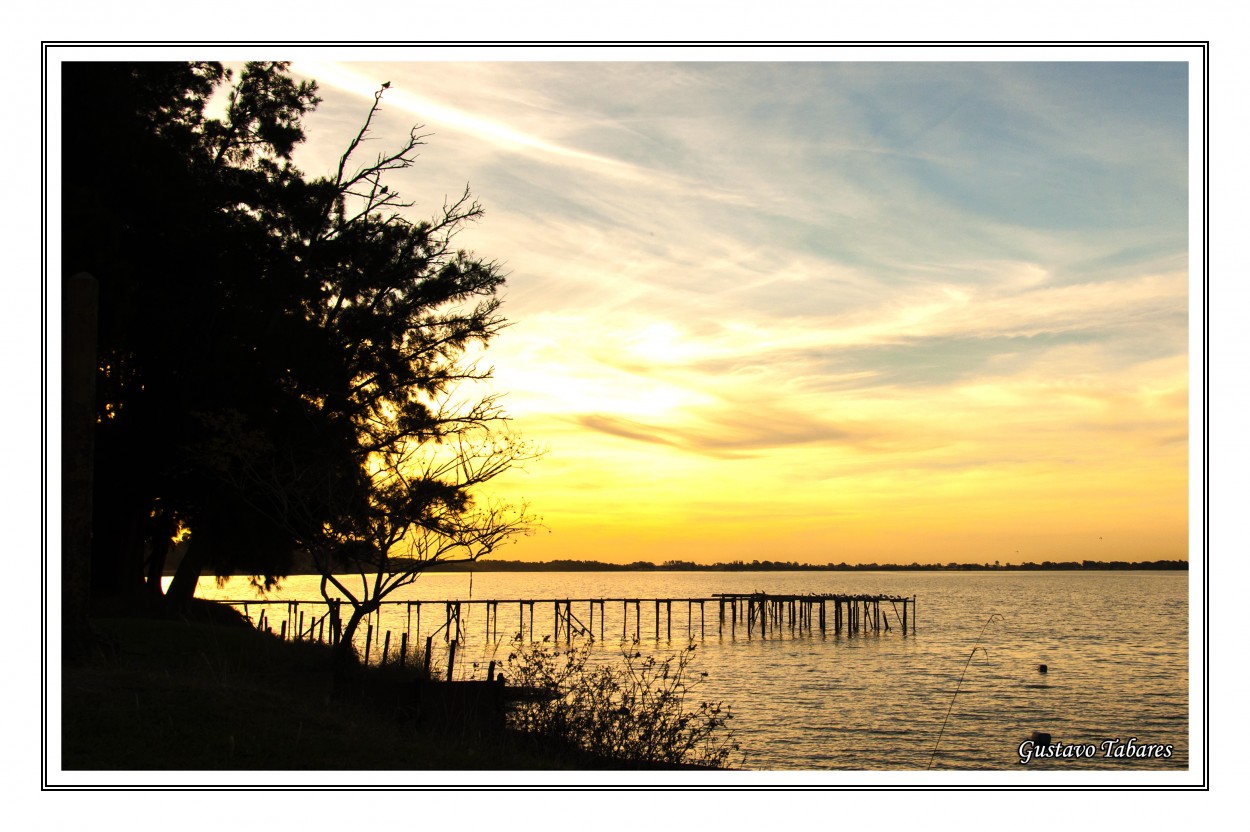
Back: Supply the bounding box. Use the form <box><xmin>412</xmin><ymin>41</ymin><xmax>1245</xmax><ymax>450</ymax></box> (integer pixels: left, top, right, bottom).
<box><xmin>269</xmin><ymin>54</ymin><xmax>1193</xmax><ymax>566</ymax></box>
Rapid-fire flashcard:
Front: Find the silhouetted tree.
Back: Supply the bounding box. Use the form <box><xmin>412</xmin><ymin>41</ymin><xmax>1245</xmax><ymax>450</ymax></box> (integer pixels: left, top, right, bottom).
<box><xmin>232</xmin><ymin>429</ymin><xmax>538</xmax><ymax>664</ymax></box>
<box><xmin>62</xmin><ymin>62</ymin><xmax>528</xmax><ymax>617</ymax></box>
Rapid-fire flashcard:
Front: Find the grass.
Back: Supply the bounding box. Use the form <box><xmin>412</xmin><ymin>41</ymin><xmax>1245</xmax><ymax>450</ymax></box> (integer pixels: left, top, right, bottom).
<box><xmin>60</xmin><ymin>611</ymin><xmax>599</xmax><ymax>771</ymax></box>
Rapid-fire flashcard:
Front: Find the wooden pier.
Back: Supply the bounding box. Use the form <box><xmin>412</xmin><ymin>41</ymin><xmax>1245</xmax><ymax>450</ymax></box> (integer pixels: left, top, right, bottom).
<box><xmin>222</xmin><ymin>592</ymin><xmax>916</xmax><ymax>657</ymax></box>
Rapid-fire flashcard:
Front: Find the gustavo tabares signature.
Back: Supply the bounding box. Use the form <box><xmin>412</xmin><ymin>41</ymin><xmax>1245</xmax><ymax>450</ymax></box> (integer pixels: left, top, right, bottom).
<box><xmin>1018</xmin><ymin>737</ymin><xmax>1174</xmax><ymax>764</ymax></box>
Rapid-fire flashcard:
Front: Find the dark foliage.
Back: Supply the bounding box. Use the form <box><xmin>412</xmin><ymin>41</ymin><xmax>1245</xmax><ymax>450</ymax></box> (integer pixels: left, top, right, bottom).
<box><xmin>504</xmin><ymin>638</ymin><xmax>742</xmax><ymax>769</ymax></box>
<box><xmin>62</xmin><ymin>62</ymin><xmax>525</xmax><ymax>614</ymax></box>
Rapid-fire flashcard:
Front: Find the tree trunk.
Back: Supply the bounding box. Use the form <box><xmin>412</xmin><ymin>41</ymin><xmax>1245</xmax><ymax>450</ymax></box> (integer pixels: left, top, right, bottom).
<box><xmin>63</xmin><ymin>273</ymin><xmax>98</xmax><ymax>660</ymax></box>
<box><xmin>330</xmin><ymin>602</ymin><xmax>376</xmax><ymax>700</ymax></box>
<box><xmin>144</xmin><ymin>510</ymin><xmax>177</xmax><ymax>596</ymax></box>
<box><xmin>90</xmin><ymin>492</ymin><xmax>149</xmax><ymax>602</ymax></box>
<box><xmin>163</xmin><ymin>536</ymin><xmax>209</xmax><ymax>616</ymax></box>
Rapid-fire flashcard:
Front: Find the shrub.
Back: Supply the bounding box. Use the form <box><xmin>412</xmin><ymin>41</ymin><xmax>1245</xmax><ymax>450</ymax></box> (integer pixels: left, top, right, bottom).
<box><xmin>503</xmin><ymin>638</ymin><xmax>742</xmax><ymax>768</ymax></box>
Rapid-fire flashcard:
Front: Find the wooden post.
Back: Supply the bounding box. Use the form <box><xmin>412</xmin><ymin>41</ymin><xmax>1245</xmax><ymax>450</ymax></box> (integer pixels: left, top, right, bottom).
<box><xmin>667</xmin><ymin>601</ymin><xmax>672</xmax><ymax>641</ymax></box>
<box><xmin>400</xmin><ymin>632</ymin><xmax>408</xmax><ymax>667</ymax></box>
<box><xmin>447</xmin><ymin>639</ymin><xmax>457</xmax><ymax>681</ymax></box>
<box><xmin>382</xmin><ymin>630</ymin><xmax>391</xmax><ymax>666</ymax></box>
<box><xmin>424</xmin><ymin>636</ymin><xmax>434</xmax><ymax>675</ymax></box>
<box><xmin>365</xmin><ymin>623</ymin><xmax>373</xmax><ymax>665</ymax></box>
<box><xmin>635</xmin><ymin>601</ymin><xmax>641</xmax><ymax>642</ymax></box>
<box><xmin>655</xmin><ymin>600</ymin><xmax>660</xmax><ymax>641</ymax></box>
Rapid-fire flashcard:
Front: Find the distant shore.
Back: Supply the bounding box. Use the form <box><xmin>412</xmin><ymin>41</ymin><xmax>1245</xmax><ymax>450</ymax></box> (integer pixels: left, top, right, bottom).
<box><xmin>168</xmin><ymin>555</ymin><xmax>1188</xmax><ymax>577</ymax></box>
<box><xmin>346</xmin><ymin>558</ymin><xmax>1190</xmax><ymax>573</ymax></box>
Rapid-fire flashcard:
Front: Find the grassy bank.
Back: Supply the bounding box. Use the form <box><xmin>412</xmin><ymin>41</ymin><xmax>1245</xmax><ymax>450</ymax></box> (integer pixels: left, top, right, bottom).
<box><xmin>61</xmin><ymin>612</ymin><xmax>596</xmax><ymax>771</ymax></box>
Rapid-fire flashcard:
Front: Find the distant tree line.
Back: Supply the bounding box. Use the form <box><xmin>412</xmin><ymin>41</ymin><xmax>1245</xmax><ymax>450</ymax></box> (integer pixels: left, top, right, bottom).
<box><xmin>231</xmin><ymin>554</ymin><xmax>1187</xmax><ymax>575</ymax></box>
<box><xmin>417</xmin><ymin>558</ymin><xmax>1190</xmax><ymax>572</ymax></box>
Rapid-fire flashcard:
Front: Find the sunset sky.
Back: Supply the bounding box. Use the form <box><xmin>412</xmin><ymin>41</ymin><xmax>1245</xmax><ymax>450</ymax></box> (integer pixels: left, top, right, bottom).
<box><xmin>276</xmin><ymin>53</ymin><xmax>1192</xmax><ymax>566</ymax></box>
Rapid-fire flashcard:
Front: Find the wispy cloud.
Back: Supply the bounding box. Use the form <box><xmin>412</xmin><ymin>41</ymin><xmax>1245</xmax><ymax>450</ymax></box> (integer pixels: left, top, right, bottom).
<box><xmin>289</xmin><ymin>57</ymin><xmax>1190</xmax><ymax>563</ymax></box>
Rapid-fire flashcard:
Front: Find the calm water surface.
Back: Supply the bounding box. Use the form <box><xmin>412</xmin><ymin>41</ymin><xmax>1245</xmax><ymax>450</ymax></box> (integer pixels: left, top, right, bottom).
<box><xmin>196</xmin><ymin>570</ymin><xmax>1188</xmax><ymax>771</ymax></box>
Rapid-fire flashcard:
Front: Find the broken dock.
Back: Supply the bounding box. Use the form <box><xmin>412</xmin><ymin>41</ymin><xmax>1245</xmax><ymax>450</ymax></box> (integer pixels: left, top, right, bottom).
<box><xmin>223</xmin><ymin>591</ymin><xmax>917</xmax><ymax>652</ymax></box>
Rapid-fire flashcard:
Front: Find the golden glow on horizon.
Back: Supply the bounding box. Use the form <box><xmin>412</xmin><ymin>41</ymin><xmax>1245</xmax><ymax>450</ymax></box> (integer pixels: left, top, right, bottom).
<box><xmin>487</xmin><ymin>331</ymin><xmax>1188</xmax><ymax>565</ymax></box>
<box><xmin>279</xmin><ymin>61</ymin><xmax>1190</xmax><ymax>567</ymax></box>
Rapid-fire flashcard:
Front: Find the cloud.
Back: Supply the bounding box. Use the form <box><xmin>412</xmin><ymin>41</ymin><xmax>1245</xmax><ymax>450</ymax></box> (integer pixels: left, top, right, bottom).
<box><xmin>573</xmin><ymin>403</ymin><xmax>865</xmax><ymax>459</ymax></box>
<box><xmin>294</xmin><ymin>61</ymin><xmax>639</xmax><ymax>177</ymax></box>
<box><xmin>279</xmin><ymin>58</ymin><xmax>1190</xmax><ymax>562</ymax></box>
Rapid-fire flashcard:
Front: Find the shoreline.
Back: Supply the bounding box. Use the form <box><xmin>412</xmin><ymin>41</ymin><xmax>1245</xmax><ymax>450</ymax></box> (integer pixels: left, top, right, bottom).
<box><xmin>166</xmin><ymin>558</ymin><xmax>1189</xmax><ymax>577</ymax></box>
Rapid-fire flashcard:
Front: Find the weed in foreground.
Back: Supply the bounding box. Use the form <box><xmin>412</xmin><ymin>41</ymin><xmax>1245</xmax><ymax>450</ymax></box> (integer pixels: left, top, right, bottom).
<box><xmin>502</xmin><ymin>637</ymin><xmax>743</xmax><ymax>769</ymax></box>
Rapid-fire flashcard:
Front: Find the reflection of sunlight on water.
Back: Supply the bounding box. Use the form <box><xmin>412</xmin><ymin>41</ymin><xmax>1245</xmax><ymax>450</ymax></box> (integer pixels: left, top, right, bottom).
<box><xmin>195</xmin><ymin>570</ymin><xmax>1187</xmax><ymax>771</ymax></box>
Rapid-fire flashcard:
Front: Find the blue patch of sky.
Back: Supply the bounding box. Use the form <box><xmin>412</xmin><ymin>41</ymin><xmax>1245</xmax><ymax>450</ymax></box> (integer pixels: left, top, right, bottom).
<box><xmin>1055</xmin><ymin>240</ymin><xmax>1188</xmax><ymax>285</ymax></box>
<box><xmin>741</xmin><ymin>62</ymin><xmax>1190</xmax><ymax>291</ymax></box>
<box><xmin>685</xmin><ymin>323</ymin><xmax>1186</xmax><ymax>394</ymax></box>
<box><xmin>804</xmin><ymin>331</ymin><xmax>1104</xmax><ymax>390</ymax></box>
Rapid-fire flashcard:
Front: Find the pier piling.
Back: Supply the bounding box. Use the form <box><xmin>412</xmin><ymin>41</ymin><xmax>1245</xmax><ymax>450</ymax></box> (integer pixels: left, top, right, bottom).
<box><xmin>220</xmin><ymin>591</ymin><xmax>916</xmax><ymax>652</ymax></box>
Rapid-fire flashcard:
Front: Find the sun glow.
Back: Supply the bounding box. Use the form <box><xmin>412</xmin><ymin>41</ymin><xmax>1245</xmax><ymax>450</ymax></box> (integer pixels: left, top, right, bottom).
<box><xmin>274</xmin><ymin>59</ymin><xmax>1191</xmax><ymax>566</ymax></box>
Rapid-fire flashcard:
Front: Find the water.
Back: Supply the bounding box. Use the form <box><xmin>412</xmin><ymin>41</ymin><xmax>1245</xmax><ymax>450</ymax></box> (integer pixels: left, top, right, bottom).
<box><xmin>194</xmin><ymin>570</ymin><xmax>1189</xmax><ymax>771</ymax></box>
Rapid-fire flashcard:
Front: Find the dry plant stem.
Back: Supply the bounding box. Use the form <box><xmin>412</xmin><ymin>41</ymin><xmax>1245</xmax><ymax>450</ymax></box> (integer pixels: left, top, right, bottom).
<box><xmin>927</xmin><ymin>612</ymin><xmax>1003</xmax><ymax>770</ymax></box>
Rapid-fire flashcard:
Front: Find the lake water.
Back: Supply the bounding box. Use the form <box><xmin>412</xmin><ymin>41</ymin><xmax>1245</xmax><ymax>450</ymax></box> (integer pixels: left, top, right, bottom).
<box><xmin>193</xmin><ymin>570</ymin><xmax>1189</xmax><ymax>772</ymax></box>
